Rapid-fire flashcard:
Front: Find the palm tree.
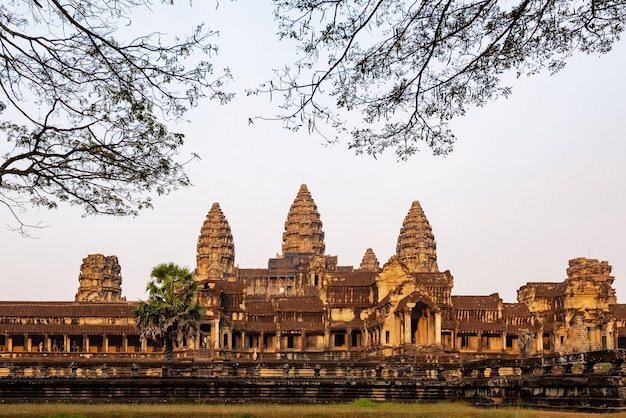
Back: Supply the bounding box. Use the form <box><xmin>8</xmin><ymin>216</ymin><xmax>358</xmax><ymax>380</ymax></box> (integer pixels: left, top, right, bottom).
<box><xmin>134</xmin><ymin>263</ymin><xmax>205</xmax><ymax>361</ymax></box>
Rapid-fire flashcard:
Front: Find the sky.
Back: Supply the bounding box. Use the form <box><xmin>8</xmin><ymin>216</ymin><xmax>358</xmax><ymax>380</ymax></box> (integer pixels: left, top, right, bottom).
<box><xmin>1</xmin><ymin>2</ymin><xmax>625</xmax><ymax>304</ymax></box>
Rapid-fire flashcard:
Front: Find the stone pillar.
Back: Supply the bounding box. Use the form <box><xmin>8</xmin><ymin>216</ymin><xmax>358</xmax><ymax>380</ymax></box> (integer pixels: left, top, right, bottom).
<box><xmin>276</xmin><ymin>331</ymin><xmax>282</xmax><ymax>351</ymax></box>
<box><xmin>347</xmin><ymin>328</ymin><xmax>352</xmax><ymax>350</ymax></box>
<box><xmin>502</xmin><ymin>331</ymin><xmax>507</xmax><ymax>352</ymax></box>
<box><xmin>477</xmin><ymin>331</ymin><xmax>483</xmax><ymax>353</ymax></box>
<box><xmin>536</xmin><ymin>329</ymin><xmax>543</xmax><ymax>354</ymax></box>
<box><xmin>260</xmin><ymin>332</ymin><xmax>265</xmax><ymax>352</ymax></box>
<box><xmin>26</xmin><ymin>334</ymin><xmax>31</xmax><ymax>352</ymax></box>
<box><xmin>85</xmin><ymin>335</ymin><xmax>90</xmax><ymax>352</ymax></box>
<box><xmin>7</xmin><ymin>336</ymin><xmax>13</xmax><ymax>352</ymax></box>
<box><xmin>605</xmin><ymin>323</ymin><xmax>615</xmax><ymax>350</ymax></box>
<box><xmin>213</xmin><ymin>319</ymin><xmax>220</xmax><ymax>349</ymax></box>
<box><xmin>45</xmin><ymin>334</ymin><xmax>51</xmax><ymax>352</ymax></box>
<box><xmin>434</xmin><ymin>311</ymin><xmax>442</xmax><ymax>345</ymax></box>
<box><xmin>64</xmin><ymin>335</ymin><xmax>69</xmax><ymax>352</ymax></box>
<box><xmin>104</xmin><ymin>335</ymin><xmax>109</xmax><ymax>353</ymax></box>
<box><xmin>123</xmin><ymin>334</ymin><xmax>128</xmax><ymax>353</ymax></box>
<box><xmin>324</xmin><ymin>329</ymin><xmax>330</xmax><ymax>350</ymax></box>
<box><xmin>140</xmin><ymin>336</ymin><xmax>147</xmax><ymax>352</ymax></box>
<box><xmin>404</xmin><ymin>311</ymin><xmax>412</xmax><ymax>344</ymax></box>
<box><xmin>241</xmin><ymin>332</ymin><xmax>246</xmax><ymax>350</ymax></box>
<box><xmin>301</xmin><ymin>330</ymin><xmax>307</xmax><ymax>351</ymax></box>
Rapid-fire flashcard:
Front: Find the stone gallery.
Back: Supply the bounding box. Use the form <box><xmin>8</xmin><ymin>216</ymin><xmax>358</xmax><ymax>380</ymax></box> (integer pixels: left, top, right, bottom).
<box><xmin>0</xmin><ymin>184</ymin><xmax>624</xmax><ymax>359</ymax></box>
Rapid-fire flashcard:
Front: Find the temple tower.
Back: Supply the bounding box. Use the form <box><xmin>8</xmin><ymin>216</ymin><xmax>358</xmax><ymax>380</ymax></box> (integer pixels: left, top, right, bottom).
<box><xmin>359</xmin><ymin>248</ymin><xmax>380</xmax><ymax>272</ymax></box>
<box><xmin>281</xmin><ymin>184</ymin><xmax>325</xmax><ymax>256</ymax></box>
<box><xmin>195</xmin><ymin>202</ymin><xmax>235</xmax><ymax>282</ymax></box>
<box><xmin>396</xmin><ymin>201</ymin><xmax>439</xmax><ymax>273</ymax></box>
<box><xmin>75</xmin><ymin>254</ymin><xmax>124</xmax><ymax>302</ymax></box>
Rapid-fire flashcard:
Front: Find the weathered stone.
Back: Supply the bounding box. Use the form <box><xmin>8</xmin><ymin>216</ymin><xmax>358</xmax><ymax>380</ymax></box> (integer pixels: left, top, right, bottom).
<box><xmin>359</xmin><ymin>248</ymin><xmax>380</xmax><ymax>272</ymax></box>
<box><xmin>195</xmin><ymin>202</ymin><xmax>235</xmax><ymax>283</ymax></box>
<box><xmin>396</xmin><ymin>201</ymin><xmax>438</xmax><ymax>273</ymax></box>
<box><xmin>75</xmin><ymin>254</ymin><xmax>124</xmax><ymax>302</ymax></box>
<box><xmin>282</xmin><ymin>184</ymin><xmax>325</xmax><ymax>256</ymax></box>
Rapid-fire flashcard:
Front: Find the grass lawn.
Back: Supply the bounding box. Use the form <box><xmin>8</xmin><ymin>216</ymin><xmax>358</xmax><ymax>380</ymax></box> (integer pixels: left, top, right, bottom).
<box><xmin>1</xmin><ymin>401</ymin><xmax>626</xmax><ymax>418</ymax></box>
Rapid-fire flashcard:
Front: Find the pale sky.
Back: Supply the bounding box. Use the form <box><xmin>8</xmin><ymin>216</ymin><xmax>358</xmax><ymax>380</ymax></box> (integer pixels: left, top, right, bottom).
<box><xmin>1</xmin><ymin>2</ymin><xmax>625</xmax><ymax>304</ymax></box>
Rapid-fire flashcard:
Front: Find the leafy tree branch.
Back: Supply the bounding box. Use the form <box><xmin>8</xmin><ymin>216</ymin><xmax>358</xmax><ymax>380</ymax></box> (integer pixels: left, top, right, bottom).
<box><xmin>0</xmin><ymin>0</ymin><xmax>233</xmax><ymax>233</ymax></box>
<box><xmin>260</xmin><ymin>0</ymin><xmax>625</xmax><ymax>159</ymax></box>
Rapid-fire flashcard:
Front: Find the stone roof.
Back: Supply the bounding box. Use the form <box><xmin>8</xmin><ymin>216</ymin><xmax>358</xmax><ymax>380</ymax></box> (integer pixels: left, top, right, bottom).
<box><xmin>245</xmin><ymin>300</ymin><xmax>275</xmax><ymax>316</ymax></box>
<box><xmin>327</xmin><ymin>271</ymin><xmax>377</xmax><ymax>286</ymax></box>
<box><xmin>0</xmin><ymin>302</ymin><xmax>135</xmax><ymax>318</ymax></box>
<box><xmin>237</xmin><ymin>268</ymin><xmax>269</xmax><ymax>278</ymax></box>
<box><xmin>522</xmin><ymin>282</ymin><xmax>565</xmax><ymax>298</ymax></box>
<box><xmin>412</xmin><ymin>272</ymin><xmax>451</xmax><ymax>287</ymax></box>
<box><xmin>276</xmin><ymin>296</ymin><xmax>323</xmax><ymax>312</ymax></box>
<box><xmin>610</xmin><ymin>304</ymin><xmax>626</xmax><ymax>319</ymax></box>
<box><xmin>0</xmin><ymin>322</ymin><xmax>138</xmax><ymax>334</ymax></box>
<box><xmin>503</xmin><ymin>303</ymin><xmax>530</xmax><ymax>317</ymax></box>
<box><xmin>452</xmin><ymin>294</ymin><xmax>500</xmax><ymax>310</ymax></box>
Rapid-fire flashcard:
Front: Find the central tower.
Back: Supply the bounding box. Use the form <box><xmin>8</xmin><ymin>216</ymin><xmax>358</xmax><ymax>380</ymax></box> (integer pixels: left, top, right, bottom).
<box><xmin>281</xmin><ymin>184</ymin><xmax>325</xmax><ymax>256</ymax></box>
<box><xmin>396</xmin><ymin>200</ymin><xmax>438</xmax><ymax>273</ymax></box>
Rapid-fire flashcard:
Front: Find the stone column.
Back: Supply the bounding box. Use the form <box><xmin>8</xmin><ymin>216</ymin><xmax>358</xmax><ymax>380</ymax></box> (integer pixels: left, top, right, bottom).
<box><xmin>64</xmin><ymin>335</ymin><xmax>69</xmax><ymax>352</ymax></box>
<box><xmin>301</xmin><ymin>330</ymin><xmax>307</xmax><ymax>351</ymax></box>
<box><xmin>404</xmin><ymin>311</ymin><xmax>412</xmax><ymax>344</ymax></box>
<box><xmin>84</xmin><ymin>334</ymin><xmax>90</xmax><ymax>352</ymax></box>
<box><xmin>536</xmin><ymin>329</ymin><xmax>543</xmax><ymax>354</ymax></box>
<box><xmin>434</xmin><ymin>311</ymin><xmax>442</xmax><ymax>345</ymax></box>
<box><xmin>276</xmin><ymin>331</ymin><xmax>282</xmax><ymax>351</ymax></box>
<box><xmin>122</xmin><ymin>334</ymin><xmax>128</xmax><ymax>353</ymax></box>
<box><xmin>140</xmin><ymin>336</ymin><xmax>147</xmax><ymax>352</ymax></box>
<box><xmin>502</xmin><ymin>331</ymin><xmax>507</xmax><ymax>352</ymax></box>
<box><xmin>347</xmin><ymin>328</ymin><xmax>352</xmax><ymax>350</ymax></box>
<box><xmin>8</xmin><ymin>336</ymin><xmax>13</xmax><ymax>352</ymax></box>
<box><xmin>324</xmin><ymin>329</ymin><xmax>330</xmax><ymax>350</ymax></box>
<box><xmin>260</xmin><ymin>331</ymin><xmax>265</xmax><ymax>352</ymax></box>
<box><xmin>607</xmin><ymin>322</ymin><xmax>615</xmax><ymax>350</ymax></box>
<box><xmin>241</xmin><ymin>332</ymin><xmax>246</xmax><ymax>350</ymax></box>
<box><xmin>26</xmin><ymin>333</ymin><xmax>31</xmax><ymax>352</ymax></box>
<box><xmin>104</xmin><ymin>335</ymin><xmax>109</xmax><ymax>353</ymax></box>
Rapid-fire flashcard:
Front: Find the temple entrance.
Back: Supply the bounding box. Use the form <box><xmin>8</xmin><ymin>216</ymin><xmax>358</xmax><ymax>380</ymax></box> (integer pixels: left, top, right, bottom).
<box><xmin>411</xmin><ymin>301</ymin><xmax>431</xmax><ymax>345</ymax></box>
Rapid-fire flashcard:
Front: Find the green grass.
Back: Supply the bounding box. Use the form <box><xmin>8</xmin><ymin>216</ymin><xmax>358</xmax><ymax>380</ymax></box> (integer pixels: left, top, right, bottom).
<box><xmin>1</xmin><ymin>402</ymin><xmax>626</xmax><ymax>418</ymax></box>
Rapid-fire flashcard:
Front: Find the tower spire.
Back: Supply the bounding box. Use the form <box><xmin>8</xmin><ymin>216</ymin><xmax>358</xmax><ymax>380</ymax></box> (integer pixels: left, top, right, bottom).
<box><xmin>195</xmin><ymin>202</ymin><xmax>235</xmax><ymax>282</ymax></box>
<box><xmin>396</xmin><ymin>201</ymin><xmax>438</xmax><ymax>273</ymax></box>
<box><xmin>281</xmin><ymin>184</ymin><xmax>325</xmax><ymax>256</ymax></box>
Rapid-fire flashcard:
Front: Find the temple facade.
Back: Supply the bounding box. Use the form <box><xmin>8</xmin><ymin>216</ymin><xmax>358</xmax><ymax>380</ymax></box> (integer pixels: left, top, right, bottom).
<box><xmin>1</xmin><ymin>184</ymin><xmax>624</xmax><ymax>360</ymax></box>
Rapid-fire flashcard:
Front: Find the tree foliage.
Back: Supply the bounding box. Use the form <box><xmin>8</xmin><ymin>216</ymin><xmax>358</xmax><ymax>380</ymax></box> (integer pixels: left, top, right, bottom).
<box><xmin>264</xmin><ymin>0</ymin><xmax>626</xmax><ymax>159</ymax></box>
<box><xmin>0</xmin><ymin>1</ymin><xmax>231</xmax><ymax>234</ymax></box>
<box><xmin>134</xmin><ymin>262</ymin><xmax>205</xmax><ymax>361</ymax></box>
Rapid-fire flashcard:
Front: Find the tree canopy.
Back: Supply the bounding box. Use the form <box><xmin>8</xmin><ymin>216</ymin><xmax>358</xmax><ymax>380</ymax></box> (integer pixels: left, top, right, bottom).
<box><xmin>134</xmin><ymin>262</ymin><xmax>204</xmax><ymax>361</ymax></box>
<box><xmin>0</xmin><ymin>1</ymin><xmax>231</xmax><ymax>234</ymax></box>
<box><xmin>263</xmin><ymin>0</ymin><xmax>626</xmax><ymax>159</ymax></box>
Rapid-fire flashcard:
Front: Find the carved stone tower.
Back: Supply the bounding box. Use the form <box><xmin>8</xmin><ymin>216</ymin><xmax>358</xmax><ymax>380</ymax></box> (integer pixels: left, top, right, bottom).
<box><xmin>282</xmin><ymin>184</ymin><xmax>325</xmax><ymax>256</ymax></box>
<box><xmin>396</xmin><ymin>201</ymin><xmax>439</xmax><ymax>273</ymax></box>
<box><xmin>195</xmin><ymin>202</ymin><xmax>235</xmax><ymax>283</ymax></box>
<box><xmin>359</xmin><ymin>248</ymin><xmax>380</xmax><ymax>272</ymax></box>
<box><xmin>75</xmin><ymin>254</ymin><xmax>124</xmax><ymax>302</ymax></box>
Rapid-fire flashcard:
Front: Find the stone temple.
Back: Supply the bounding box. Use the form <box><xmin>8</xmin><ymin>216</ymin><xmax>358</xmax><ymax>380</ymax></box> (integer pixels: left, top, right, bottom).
<box><xmin>0</xmin><ymin>184</ymin><xmax>625</xmax><ymax>359</ymax></box>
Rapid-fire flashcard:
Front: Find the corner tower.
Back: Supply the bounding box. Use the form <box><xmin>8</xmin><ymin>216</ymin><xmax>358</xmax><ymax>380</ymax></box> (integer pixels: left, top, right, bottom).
<box><xmin>75</xmin><ymin>254</ymin><xmax>124</xmax><ymax>302</ymax></box>
<box><xmin>195</xmin><ymin>202</ymin><xmax>235</xmax><ymax>283</ymax></box>
<box><xmin>282</xmin><ymin>184</ymin><xmax>325</xmax><ymax>256</ymax></box>
<box><xmin>396</xmin><ymin>201</ymin><xmax>438</xmax><ymax>273</ymax></box>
